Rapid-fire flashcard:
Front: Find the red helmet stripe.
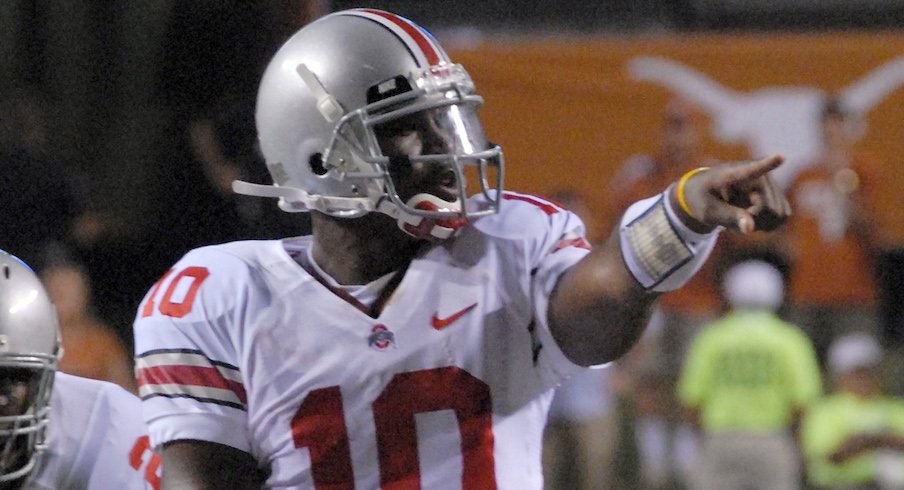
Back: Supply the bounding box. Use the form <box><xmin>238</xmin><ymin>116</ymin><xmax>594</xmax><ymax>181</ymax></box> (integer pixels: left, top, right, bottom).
<box><xmin>355</xmin><ymin>8</ymin><xmax>443</xmax><ymax>66</ymax></box>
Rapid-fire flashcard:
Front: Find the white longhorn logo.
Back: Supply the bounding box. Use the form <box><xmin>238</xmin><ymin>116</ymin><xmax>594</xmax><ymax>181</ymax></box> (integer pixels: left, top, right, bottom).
<box><xmin>627</xmin><ymin>55</ymin><xmax>904</xmax><ymax>187</ymax></box>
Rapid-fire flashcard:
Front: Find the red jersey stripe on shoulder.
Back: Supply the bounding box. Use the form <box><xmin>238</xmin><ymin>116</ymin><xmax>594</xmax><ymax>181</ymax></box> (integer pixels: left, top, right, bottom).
<box><xmin>501</xmin><ymin>191</ymin><xmax>562</xmax><ymax>215</ymax></box>
<box><xmin>554</xmin><ymin>234</ymin><xmax>593</xmax><ymax>252</ymax></box>
<box><xmin>136</xmin><ymin>350</ymin><xmax>247</xmax><ymax>408</ymax></box>
<box><xmin>137</xmin><ymin>364</ymin><xmax>248</xmax><ymax>406</ymax></box>
<box><xmin>355</xmin><ymin>9</ymin><xmax>443</xmax><ymax>67</ymax></box>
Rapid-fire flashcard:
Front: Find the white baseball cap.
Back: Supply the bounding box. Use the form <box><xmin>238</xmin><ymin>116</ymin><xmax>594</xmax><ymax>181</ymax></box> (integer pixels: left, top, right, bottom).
<box><xmin>722</xmin><ymin>260</ymin><xmax>784</xmax><ymax>311</ymax></box>
<box><xmin>828</xmin><ymin>332</ymin><xmax>882</xmax><ymax>375</ymax></box>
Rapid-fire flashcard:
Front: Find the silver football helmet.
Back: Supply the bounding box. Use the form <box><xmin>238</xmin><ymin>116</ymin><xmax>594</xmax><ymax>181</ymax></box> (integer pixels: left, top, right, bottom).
<box><xmin>233</xmin><ymin>8</ymin><xmax>504</xmax><ymax>240</ymax></box>
<box><xmin>0</xmin><ymin>251</ymin><xmax>60</xmax><ymax>482</ymax></box>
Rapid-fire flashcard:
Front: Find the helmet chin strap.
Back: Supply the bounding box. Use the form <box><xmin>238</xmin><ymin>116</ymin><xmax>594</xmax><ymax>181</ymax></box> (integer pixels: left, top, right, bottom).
<box><xmin>234</xmin><ymin>180</ymin><xmax>468</xmax><ymax>239</ymax></box>
<box><xmin>377</xmin><ymin>194</ymin><xmax>468</xmax><ymax>241</ymax></box>
<box><xmin>232</xmin><ymin>180</ymin><xmax>374</xmax><ymax>217</ymax></box>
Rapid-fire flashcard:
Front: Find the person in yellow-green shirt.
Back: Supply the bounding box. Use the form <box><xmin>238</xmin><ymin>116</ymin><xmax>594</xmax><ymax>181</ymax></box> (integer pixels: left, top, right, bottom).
<box><xmin>801</xmin><ymin>332</ymin><xmax>904</xmax><ymax>489</ymax></box>
<box><xmin>678</xmin><ymin>259</ymin><xmax>823</xmax><ymax>490</ymax></box>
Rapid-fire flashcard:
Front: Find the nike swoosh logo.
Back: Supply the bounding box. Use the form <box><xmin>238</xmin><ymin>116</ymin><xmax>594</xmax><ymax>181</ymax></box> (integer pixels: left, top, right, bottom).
<box><xmin>431</xmin><ymin>303</ymin><xmax>478</xmax><ymax>330</ymax></box>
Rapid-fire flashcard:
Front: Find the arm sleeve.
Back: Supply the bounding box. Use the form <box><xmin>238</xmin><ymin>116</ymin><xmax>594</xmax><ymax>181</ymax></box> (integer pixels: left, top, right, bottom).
<box><xmin>45</xmin><ymin>375</ymin><xmax>160</xmax><ymax>489</ymax></box>
<box><xmin>800</xmin><ymin>400</ymin><xmax>848</xmax><ymax>486</ymax></box>
<box><xmin>88</xmin><ymin>384</ymin><xmax>162</xmax><ymax>489</ymax></box>
<box><xmin>133</xmin><ymin>247</ymin><xmax>254</xmax><ymax>453</ymax></box>
<box><xmin>492</xmin><ymin>192</ymin><xmax>595</xmax><ymax>381</ymax></box>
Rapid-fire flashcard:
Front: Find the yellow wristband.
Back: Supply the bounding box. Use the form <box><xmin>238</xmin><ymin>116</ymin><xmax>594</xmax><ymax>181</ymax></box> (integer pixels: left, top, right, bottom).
<box><xmin>676</xmin><ymin>167</ymin><xmax>710</xmax><ymax>220</ymax></box>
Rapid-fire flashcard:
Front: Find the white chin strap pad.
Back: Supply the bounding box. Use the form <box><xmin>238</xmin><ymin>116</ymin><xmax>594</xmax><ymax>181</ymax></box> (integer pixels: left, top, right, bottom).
<box><xmin>394</xmin><ymin>194</ymin><xmax>468</xmax><ymax>240</ymax></box>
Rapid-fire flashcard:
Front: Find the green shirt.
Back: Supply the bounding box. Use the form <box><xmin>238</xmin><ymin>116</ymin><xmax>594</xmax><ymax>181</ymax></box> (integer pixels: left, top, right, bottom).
<box><xmin>677</xmin><ymin>309</ymin><xmax>822</xmax><ymax>431</ymax></box>
<box><xmin>801</xmin><ymin>391</ymin><xmax>904</xmax><ymax>486</ymax></box>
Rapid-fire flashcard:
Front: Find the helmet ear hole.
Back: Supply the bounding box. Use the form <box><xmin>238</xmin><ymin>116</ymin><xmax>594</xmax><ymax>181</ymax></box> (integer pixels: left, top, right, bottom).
<box><xmin>309</xmin><ymin>153</ymin><xmax>327</xmax><ymax>176</ymax></box>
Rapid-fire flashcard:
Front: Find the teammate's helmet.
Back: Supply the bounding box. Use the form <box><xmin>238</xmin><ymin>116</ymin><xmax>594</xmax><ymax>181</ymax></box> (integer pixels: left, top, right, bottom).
<box><xmin>0</xmin><ymin>251</ymin><xmax>60</xmax><ymax>482</ymax></box>
<box><xmin>233</xmin><ymin>8</ymin><xmax>504</xmax><ymax>240</ymax></box>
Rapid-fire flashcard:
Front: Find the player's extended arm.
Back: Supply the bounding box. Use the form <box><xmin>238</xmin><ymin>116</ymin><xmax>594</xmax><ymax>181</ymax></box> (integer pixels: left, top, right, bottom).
<box><xmin>828</xmin><ymin>432</ymin><xmax>904</xmax><ymax>464</ymax></box>
<box><xmin>160</xmin><ymin>439</ymin><xmax>267</xmax><ymax>489</ymax></box>
<box><xmin>548</xmin><ymin>155</ymin><xmax>790</xmax><ymax>366</ymax></box>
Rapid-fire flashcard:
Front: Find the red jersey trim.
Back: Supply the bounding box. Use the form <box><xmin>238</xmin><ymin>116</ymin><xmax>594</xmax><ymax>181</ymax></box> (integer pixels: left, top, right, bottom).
<box><xmin>136</xmin><ymin>350</ymin><xmax>247</xmax><ymax>410</ymax></box>
<box><xmin>501</xmin><ymin>191</ymin><xmax>563</xmax><ymax>215</ymax></box>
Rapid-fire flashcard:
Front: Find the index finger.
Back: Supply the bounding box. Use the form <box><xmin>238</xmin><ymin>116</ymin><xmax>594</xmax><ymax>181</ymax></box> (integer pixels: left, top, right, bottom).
<box><xmin>721</xmin><ymin>154</ymin><xmax>784</xmax><ymax>183</ymax></box>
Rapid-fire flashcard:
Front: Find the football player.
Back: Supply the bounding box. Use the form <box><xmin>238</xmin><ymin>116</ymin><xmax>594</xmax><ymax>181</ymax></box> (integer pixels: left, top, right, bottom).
<box><xmin>0</xmin><ymin>251</ymin><xmax>161</xmax><ymax>489</ymax></box>
<box><xmin>133</xmin><ymin>8</ymin><xmax>790</xmax><ymax>489</ymax></box>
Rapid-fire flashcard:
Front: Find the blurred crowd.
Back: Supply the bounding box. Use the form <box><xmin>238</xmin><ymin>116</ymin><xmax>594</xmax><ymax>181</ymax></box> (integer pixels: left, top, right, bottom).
<box><xmin>3</xmin><ymin>1</ymin><xmax>904</xmax><ymax>489</ymax></box>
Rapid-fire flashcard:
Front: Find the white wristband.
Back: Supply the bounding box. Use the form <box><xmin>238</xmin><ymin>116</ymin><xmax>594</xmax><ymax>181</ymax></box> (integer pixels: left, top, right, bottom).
<box><xmin>619</xmin><ymin>190</ymin><xmax>721</xmax><ymax>292</ymax></box>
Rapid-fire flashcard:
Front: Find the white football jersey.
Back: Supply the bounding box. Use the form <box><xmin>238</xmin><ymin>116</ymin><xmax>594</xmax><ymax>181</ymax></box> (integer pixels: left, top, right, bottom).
<box><xmin>26</xmin><ymin>372</ymin><xmax>161</xmax><ymax>490</ymax></box>
<box><xmin>134</xmin><ymin>191</ymin><xmax>593</xmax><ymax>489</ymax></box>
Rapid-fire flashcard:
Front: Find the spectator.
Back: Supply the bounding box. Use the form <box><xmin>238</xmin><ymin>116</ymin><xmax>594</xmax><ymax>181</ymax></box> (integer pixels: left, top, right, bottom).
<box><xmin>543</xmin><ymin>188</ymin><xmax>616</xmax><ymax>490</ymax></box>
<box><xmin>784</xmin><ymin>95</ymin><xmax>885</xmax><ymax>367</ymax></box>
<box><xmin>801</xmin><ymin>332</ymin><xmax>904</xmax><ymax>489</ymax></box>
<box><xmin>544</xmin><ymin>367</ymin><xmax>615</xmax><ymax>490</ymax></box>
<box><xmin>617</xmin><ymin>313</ymin><xmax>703</xmax><ymax>489</ymax></box>
<box><xmin>39</xmin><ymin>257</ymin><xmax>137</xmax><ymax>394</ymax></box>
<box><xmin>678</xmin><ymin>259</ymin><xmax>823</xmax><ymax>490</ymax></box>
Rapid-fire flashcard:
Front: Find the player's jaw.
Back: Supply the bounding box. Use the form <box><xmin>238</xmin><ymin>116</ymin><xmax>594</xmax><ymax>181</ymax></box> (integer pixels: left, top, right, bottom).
<box><xmin>0</xmin><ymin>437</ymin><xmax>31</xmax><ymax>489</ymax></box>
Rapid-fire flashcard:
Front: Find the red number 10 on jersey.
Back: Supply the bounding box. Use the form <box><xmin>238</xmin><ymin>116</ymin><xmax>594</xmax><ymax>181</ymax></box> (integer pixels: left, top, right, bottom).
<box><xmin>140</xmin><ymin>266</ymin><xmax>210</xmax><ymax>318</ymax></box>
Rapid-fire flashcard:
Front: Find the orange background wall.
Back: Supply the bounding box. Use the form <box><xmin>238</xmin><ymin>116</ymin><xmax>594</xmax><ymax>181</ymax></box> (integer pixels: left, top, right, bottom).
<box><xmin>449</xmin><ymin>32</ymin><xmax>904</xmax><ymax>243</ymax></box>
